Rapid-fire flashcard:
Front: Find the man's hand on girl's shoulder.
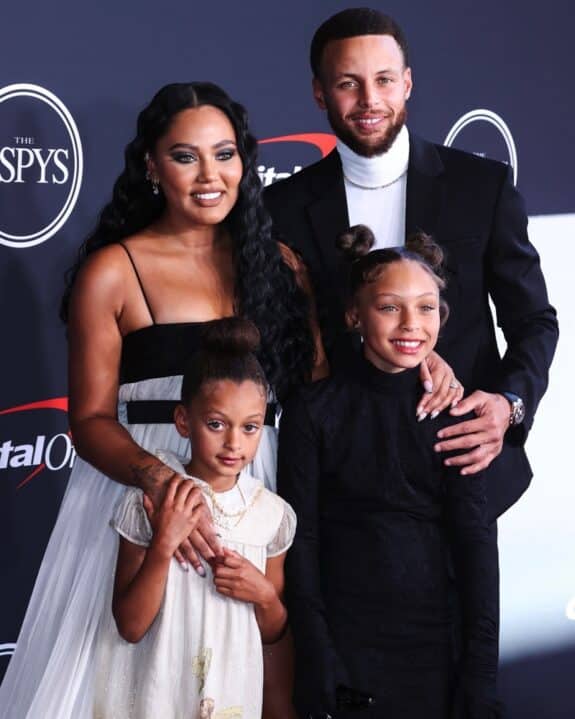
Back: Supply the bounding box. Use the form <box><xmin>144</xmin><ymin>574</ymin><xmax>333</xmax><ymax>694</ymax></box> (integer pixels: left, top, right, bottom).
<box><xmin>434</xmin><ymin>390</ymin><xmax>510</xmax><ymax>474</ymax></box>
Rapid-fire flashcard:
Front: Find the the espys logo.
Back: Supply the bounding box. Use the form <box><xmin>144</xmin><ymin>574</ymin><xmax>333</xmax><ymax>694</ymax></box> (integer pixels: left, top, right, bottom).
<box><xmin>444</xmin><ymin>109</ymin><xmax>518</xmax><ymax>185</ymax></box>
<box><xmin>257</xmin><ymin>132</ymin><xmax>336</xmax><ymax>186</ymax></box>
<box><xmin>0</xmin><ymin>83</ymin><xmax>83</xmax><ymax>248</ymax></box>
<box><xmin>0</xmin><ymin>397</ymin><xmax>75</xmax><ymax>488</ymax></box>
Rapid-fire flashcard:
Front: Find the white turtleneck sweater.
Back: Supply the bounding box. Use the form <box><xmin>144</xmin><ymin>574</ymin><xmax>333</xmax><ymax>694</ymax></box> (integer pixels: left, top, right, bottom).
<box><xmin>338</xmin><ymin>125</ymin><xmax>410</xmax><ymax>249</ymax></box>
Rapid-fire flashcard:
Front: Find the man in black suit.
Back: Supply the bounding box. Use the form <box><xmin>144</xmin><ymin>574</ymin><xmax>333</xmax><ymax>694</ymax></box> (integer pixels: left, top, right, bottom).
<box><xmin>266</xmin><ymin>7</ymin><xmax>558</xmax><ymax>512</ymax></box>
<box><xmin>268</xmin><ymin>10</ymin><xmax>558</xmax><ymax>716</ymax></box>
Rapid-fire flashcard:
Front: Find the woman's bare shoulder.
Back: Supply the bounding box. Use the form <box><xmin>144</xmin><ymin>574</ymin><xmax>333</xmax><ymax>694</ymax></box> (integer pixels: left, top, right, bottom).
<box><xmin>70</xmin><ymin>242</ymin><xmax>136</xmax><ymax>314</ymax></box>
<box><xmin>74</xmin><ymin>237</ymin><xmax>148</xmax><ymax>289</ymax></box>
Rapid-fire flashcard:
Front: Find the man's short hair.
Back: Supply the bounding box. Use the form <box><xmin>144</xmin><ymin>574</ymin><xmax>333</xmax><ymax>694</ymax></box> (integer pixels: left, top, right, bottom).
<box><xmin>310</xmin><ymin>7</ymin><xmax>409</xmax><ymax>78</ymax></box>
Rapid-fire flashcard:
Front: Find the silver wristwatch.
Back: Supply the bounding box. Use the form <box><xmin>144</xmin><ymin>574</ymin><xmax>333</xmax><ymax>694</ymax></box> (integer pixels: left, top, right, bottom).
<box><xmin>502</xmin><ymin>392</ymin><xmax>525</xmax><ymax>426</ymax></box>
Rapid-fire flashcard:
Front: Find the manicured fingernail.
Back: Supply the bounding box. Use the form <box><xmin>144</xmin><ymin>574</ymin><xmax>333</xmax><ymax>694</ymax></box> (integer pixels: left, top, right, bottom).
<box><xmin>451</xmin><ymin>399</ymin><xmax>459</xmax><ymax>408</ymax></box>
<box><xmin>196</xmin><ymin>565</ymin><xmax>206</xmax><ymax>577</ymax></box>
<box><xmin>434</xmin><ymin>444</ymin><xmax>441</xmax><ymax>452</ymax></box>
<box><xmin>423</xmin><ymin>381</ymin><xmax>433</xmax><ymax>393</ymax></box>
<box><xmin>417</xmin><ymin>412</ymin><xmax>428</xmax><ymax>422</ymax></box>
<box><xmin>179</xmin><ymin>562</ymin><xmax>189</xmax><ymax>573</ymax></box>
<box><xmin>430</xmin><ymin>410</ymin><xmax>439</xmax><ymax>419</ymax></box>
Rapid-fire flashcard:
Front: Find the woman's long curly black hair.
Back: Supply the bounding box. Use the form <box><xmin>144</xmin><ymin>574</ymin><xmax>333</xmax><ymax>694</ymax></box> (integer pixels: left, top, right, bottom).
<box><xmin>61</xmin><ymin>82</ymin><xmax>315</xmax><ymax>400</ymax></box>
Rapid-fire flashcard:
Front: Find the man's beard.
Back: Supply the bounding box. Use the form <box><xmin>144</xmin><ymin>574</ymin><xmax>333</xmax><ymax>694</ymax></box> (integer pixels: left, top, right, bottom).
<box><xmin>327</xmin><ymin>106</ymin><xmax>407</xmax><ymax>158</ymax></box>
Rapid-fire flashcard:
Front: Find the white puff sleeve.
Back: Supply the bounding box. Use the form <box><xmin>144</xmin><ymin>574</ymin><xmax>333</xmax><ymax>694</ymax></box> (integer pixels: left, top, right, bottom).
<box><xmin>266</xmin><ymin>501</ymin><xmax>297</xmax><ymax>557</ymax></box>
<box><xmin>111</xmin><ymin>487</ymin><xmax>153</xmax><ymax>547</ymax></box>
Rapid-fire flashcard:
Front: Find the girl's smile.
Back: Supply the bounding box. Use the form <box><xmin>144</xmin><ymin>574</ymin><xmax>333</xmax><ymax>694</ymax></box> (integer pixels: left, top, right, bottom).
<box><xmin>349</xmin><ymin>259</ymin><xmax>441</xmax><ymax>373</ymax></box>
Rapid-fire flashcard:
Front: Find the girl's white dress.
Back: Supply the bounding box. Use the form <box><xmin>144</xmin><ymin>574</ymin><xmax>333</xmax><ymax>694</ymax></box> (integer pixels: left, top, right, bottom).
<box><xmin>0</xmin><ymin>324</ymin><xmax>280</xmax><ymax>719</ymax></box>
<box><xmin>93</xmin><ymin>451</ymin><xmax>296</xmax><ymax>719</ymax></box>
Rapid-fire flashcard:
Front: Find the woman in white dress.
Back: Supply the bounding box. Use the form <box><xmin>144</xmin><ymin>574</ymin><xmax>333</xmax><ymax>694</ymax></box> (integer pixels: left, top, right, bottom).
<box><xmin>0</xmin><ymin>82</ymin><xmax>322</xmax><ymax>719</ymax></box>
<box><xmin>94</xmin><ymin>318</ymin><xmax>297</xmax><ymax>719</ymax></box>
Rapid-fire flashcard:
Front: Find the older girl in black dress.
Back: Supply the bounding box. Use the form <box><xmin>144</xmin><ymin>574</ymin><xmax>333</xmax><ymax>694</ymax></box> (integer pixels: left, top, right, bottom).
<box><xmin>278</xmin><ymin>227</ymin><xmax>500</xmax><ymax>718</ymax></box>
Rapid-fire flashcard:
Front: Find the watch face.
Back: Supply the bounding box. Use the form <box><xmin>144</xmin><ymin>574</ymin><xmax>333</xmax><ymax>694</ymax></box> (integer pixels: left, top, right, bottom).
<box><xmin>514</xmin><ymin>400</ymin><xmax>526</xmax><ymax>425</ymax></box>
<box><xmin>504</xmin><ymin>392</ymin><xmax>525</xmax><ymax>425</ymax></box>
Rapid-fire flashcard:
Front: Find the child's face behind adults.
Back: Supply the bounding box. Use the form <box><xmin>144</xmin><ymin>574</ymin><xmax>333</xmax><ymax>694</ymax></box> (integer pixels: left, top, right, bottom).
<box><xmin>148</xmin><ymin>105</ymin><xmax>243</xmax><ymax>230</ymax></box>
<box><xmin>313</xmin><ymin>34</ymin><xmax>412</xmax><ymax>157</ymax></box>
<box><xmin>175</xmin><ymin>379</ymin><xmax>266</xmax><ymax>491</ymax></box>
<box><xmin>349</xmin><ymin>259</ymin><xmax>441</xmax><ymax>373</ymax></box>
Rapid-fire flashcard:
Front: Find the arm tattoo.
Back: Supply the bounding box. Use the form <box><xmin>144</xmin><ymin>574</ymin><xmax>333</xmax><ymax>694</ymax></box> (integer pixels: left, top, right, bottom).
<box><xmin>128</xmin><ymin>450</ymin><xmax>176</xmax><ymax>492</ymax></box>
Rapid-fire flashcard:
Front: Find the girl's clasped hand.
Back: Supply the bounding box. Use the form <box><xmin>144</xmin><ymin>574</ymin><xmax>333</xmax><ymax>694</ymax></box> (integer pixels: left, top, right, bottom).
<box><xmin>142</xmin><ymin>478</ymin><xmax>203</xmax><ymax>560</ymax></box>
<box><xmin>143</xmin><ymin>481</ymin><xmax>280</xmax><ymax>610</ymax></box>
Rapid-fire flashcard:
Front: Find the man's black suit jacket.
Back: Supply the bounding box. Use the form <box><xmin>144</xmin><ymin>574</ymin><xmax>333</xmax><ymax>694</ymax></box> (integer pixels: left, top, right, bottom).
<box><xmin>265</xmin><ymin>133</ymin><xmax>558</xmax><ymax>520</ymax></box>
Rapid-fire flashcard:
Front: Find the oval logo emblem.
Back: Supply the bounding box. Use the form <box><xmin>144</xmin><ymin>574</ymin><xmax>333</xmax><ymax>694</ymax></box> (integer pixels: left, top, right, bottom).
<box><xmin>0</xmin><ymin>83</ymin><xmax>83</xmax><ymax>248</ymax></box>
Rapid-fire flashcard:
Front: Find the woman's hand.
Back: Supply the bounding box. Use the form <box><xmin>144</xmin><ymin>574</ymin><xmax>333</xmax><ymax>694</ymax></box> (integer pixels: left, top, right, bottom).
<box><xmin>417</xmin><ymin>350</ymin><xmax>464</xmax><ymax>419</ymax></box>
<box><xmin>212</xmin><ymin>548</ymin><xmax>276</xmax><ymax>606</ymax></box>
<box><xmin>144</xmin><ymin>478</ymin><xmax>223</xmax><ymax>575</ymax></box>
<box><xmin>143</xmin><ymin>477</ymin><xmax>203</xmax><ymax>559</ymax></box>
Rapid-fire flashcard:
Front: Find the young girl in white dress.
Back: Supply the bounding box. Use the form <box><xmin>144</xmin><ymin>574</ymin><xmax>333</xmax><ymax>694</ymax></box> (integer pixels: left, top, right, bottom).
<box><xmin>93</xmin><ymin>318</ymin><xmax>296</xmax><ymax>719</ymax></box>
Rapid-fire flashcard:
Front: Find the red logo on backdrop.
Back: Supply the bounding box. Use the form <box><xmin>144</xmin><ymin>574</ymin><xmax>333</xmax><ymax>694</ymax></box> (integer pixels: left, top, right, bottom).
<box><xmin>259</xmin><ymin>133</ymin><xmax>336</xmax><ymax>156</ymax></box>
<box><xmin>257</xmin><ymin>132</ymin><xmax>336</xmax><ymax>186</ymax></box>
<box><xmin>0</xmin><ymin>397</ymin><xmax>73</xmax><ymax>489</ymax></box>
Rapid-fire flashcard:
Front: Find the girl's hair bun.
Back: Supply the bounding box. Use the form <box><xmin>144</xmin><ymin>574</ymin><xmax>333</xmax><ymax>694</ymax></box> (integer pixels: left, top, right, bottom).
<box><xmin>405</xmin><ymin>232</ymin><xmax>444</xmax><ymax>274</ymax></box>
<box><xmin>181</xmin><ymin>318</ymin><xmax>267</xmax><ymax>405</ymax></box>
<box><xmin>336</xmin><ymin>224</ymin><xmax>375</xmax><ymax>260</ymax></box>
<box><xmin>201</xmin><ymin>317</ymin><xmax>261</xmax><ymax>355</ymax></box>
<box><xmin>336</xmin><ymin>228</ymin><xmax>449</xmax><ymax>327</ymax></box>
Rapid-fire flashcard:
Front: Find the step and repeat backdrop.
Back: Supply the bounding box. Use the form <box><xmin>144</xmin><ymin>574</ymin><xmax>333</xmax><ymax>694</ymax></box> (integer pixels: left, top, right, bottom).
<box><xmin>1</xmin><ymin>0</ymin><xmax>573</xmax><ymax>715</ymax></box>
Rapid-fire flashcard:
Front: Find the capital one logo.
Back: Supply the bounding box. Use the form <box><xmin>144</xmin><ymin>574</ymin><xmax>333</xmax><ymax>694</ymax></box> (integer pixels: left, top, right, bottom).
<box><xmin>258</xmin><ymin>133</ymin><xmax>336</xmax><ymax>185</ymax></box>
<box><xmin>0</xmin><ymin>397</ymin><xmax>75</xmax><ymax>488</ymax></box>
<box><xmin>0</xmin><ymin>84</ymin><xmax>83</xmax><ymax>248</ymax></box>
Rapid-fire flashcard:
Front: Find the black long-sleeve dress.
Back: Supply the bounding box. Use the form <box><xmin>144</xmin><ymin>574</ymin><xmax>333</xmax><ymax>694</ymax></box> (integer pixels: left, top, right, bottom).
<box><xmin>277</xmin><ymin>354</ymin><xmax>500</xmax><ymax>718</ymax></box>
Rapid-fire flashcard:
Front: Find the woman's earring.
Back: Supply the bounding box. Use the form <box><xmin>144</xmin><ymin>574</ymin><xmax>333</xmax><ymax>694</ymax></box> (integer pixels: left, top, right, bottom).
<box><xmin>144</xmin><ymin>153</ymin><xmax>159</xmax><ymax>195</ymax></box>
<box><xmin>145</xmin><ymin>171</ymin><xmax>160</xmax><ymax>195</ymax></box>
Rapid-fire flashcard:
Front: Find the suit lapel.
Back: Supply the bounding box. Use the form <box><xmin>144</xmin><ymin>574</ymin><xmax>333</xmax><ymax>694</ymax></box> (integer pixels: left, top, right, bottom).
<box><xmin>405</xmin><ymin>133</ymin><xmax>444</xmax><ymax>240</ymax></box>
<box><xmin>305</xmin><ymin>138</ymin><xmax>446</xmax><ymax>285</ymax></box>
<box><xmin>306</xmin><ymin>151</ymin><xmax>349</xmax><ymax>282</ymax></box>
<box><xmin>406</xmin><ymin>135</ymin><xmax>463</xmax><ymax>352</ymax></box>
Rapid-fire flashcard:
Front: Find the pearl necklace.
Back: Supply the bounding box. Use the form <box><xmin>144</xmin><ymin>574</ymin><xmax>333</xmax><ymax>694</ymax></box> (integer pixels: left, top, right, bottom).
<box><xmin>203</xmin><ymin>480</ymin><xmax>262</xmax><ymax>531</ymax></box>
<box><xmin>157</xmin><ymin>450</ymin><xmax>262</xmax><ymax>532</ymax></box>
